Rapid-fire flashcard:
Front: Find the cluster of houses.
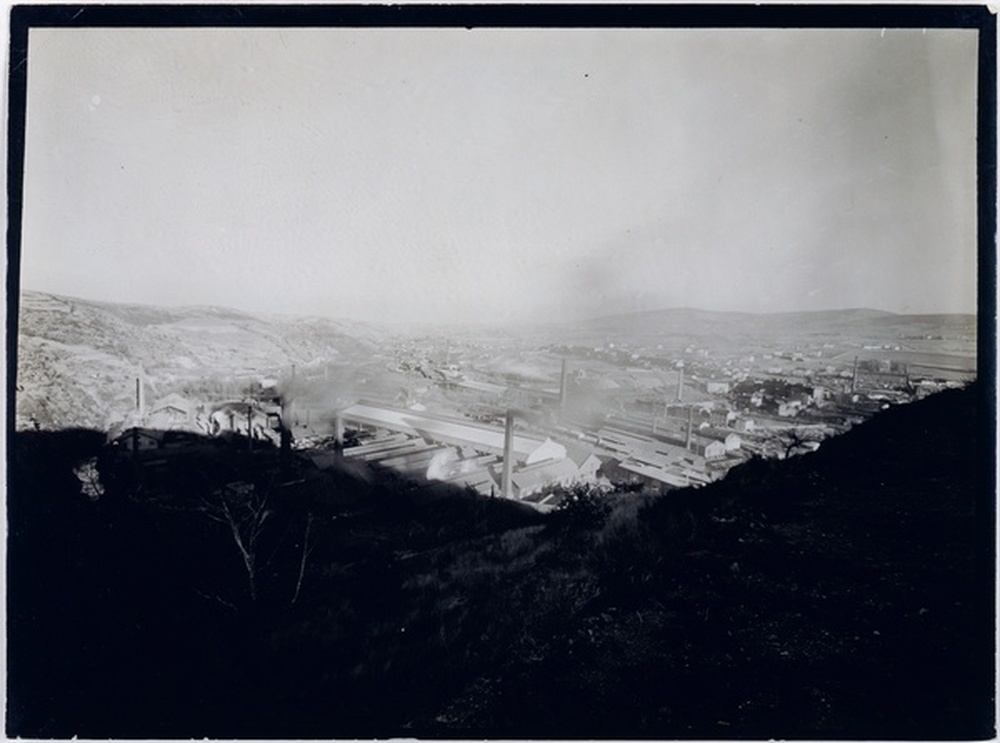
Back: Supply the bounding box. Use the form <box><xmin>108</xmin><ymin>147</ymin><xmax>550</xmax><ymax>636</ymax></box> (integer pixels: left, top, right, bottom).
<box><xmin>112</xmin><ymin>392</ymin><xmax>284</xmax><ymax>453</ymax></box>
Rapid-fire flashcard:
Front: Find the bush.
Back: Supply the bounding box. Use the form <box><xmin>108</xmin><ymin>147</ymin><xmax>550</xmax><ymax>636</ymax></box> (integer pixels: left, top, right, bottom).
<box><xmin>554</xmin><ymin>485</ymin><xmax>614</xmax><ymax>530</ymax></box>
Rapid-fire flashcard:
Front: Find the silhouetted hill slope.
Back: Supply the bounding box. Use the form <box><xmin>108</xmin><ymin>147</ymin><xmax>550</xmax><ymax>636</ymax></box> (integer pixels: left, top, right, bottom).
<box><xmin>6</xmin><ymin>385</ymin><xmax>993</xmax><ymax>739</ymax></box>
<box><xmin>406</xmin><ymin>383</ymin><xmax>993</xmax><ymax>738</ymax></box>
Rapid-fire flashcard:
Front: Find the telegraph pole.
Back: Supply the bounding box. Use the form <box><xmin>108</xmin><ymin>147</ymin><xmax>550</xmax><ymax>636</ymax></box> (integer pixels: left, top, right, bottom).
<box><xmin>501</xmin><ymin>410</ymin><xmax>515</xmax><ymax>499</ymax></box>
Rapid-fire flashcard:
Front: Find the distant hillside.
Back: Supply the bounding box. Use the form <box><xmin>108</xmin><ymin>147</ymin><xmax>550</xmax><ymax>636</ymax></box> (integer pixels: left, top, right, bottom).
<box><xmin>571</xmin><ymin>306</ymin><xmax>977</xmax><ymax>353</ymax></box>
<box><xmin>15</xmin><ymin>291</ymin><xmax>389</xmax><ymax>431</ymax></box>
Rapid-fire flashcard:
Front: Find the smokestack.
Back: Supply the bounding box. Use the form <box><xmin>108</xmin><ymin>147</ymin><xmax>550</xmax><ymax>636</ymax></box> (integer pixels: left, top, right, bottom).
<box><xmin>851</xmin><ymin>356</ymin><xmax>859</xmax><ymax>393</ymax></box>
<box><xmin>685</xmin><ymin>406</ymin><xmax>693</xmax><ymax>450</ymax></box>
<box><xmin>559</xmin><ymin>359</ymin><xmax>569</xmax><ymax>419</ymax></box>
<box><xmin>501</xmin><ymin>409</ymin><xmax>515</xmax><ymax>499</ymax></box>
<box><xmin>677</xmin><ymin>365</ymin><xmax>684</xmax><ymax>402</ymax></box>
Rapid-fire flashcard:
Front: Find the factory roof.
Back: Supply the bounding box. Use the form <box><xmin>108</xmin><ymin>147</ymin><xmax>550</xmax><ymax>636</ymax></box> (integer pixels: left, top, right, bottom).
<box><xmin>561</xmin><ymin>441</ymin><xmax>603</xmax><ymax>467</ymax></box>
<box><xmin>455</xmin><ymin>379</ymin><xmax>509</xmax><ymax>395</ymax></box>
<box><xmin>618</xmin><ymin>460</ymin><xmax>692</xmax><ymax>489</ymax></box>
<box><xmin>341</xmin><ymin>402</ymin><xmax>545</xmax><ymax>456</ymax></box>
<box><xmin>511</xmin><ymin>457</ymin><xmax>580</xmax><ymax>493</ymax></box>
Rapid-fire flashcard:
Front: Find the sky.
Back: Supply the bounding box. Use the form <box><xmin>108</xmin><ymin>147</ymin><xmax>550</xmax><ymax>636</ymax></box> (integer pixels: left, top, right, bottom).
<box><xmin>20</xmin><ymin>26</ymin><xmax>979</xmax><ymax>325</ymax></box>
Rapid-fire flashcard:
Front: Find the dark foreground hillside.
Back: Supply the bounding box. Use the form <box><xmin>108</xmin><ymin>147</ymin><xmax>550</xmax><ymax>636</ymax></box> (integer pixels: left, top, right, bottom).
<box><xmin>7</xmin><ymin>384</ymin><xmax>994</xmax><ymax>739</ymax></box>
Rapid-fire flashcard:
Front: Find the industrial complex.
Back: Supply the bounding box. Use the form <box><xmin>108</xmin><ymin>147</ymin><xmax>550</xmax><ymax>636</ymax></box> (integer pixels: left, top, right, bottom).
<box><xmin>111</xmin><ymin>329</ymin><xmax>975</xmax><ymax>510</ymax></box>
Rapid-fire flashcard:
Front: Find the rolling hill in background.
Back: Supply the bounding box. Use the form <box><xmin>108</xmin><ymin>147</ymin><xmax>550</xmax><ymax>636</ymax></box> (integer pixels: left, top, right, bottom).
<box><xmin>15</xmin><ymin>291</ymin><xmax>389</xmax><ymax>431</ymax></box>
<box><xmin>570</xmin><ymin>306</ymin><xmax>977</xmax><ymax>352</ymax></box>
<box><xmin>14</xmin><ymin>291</ymin><xmax>977</xmax><ymax>432</ymax></box>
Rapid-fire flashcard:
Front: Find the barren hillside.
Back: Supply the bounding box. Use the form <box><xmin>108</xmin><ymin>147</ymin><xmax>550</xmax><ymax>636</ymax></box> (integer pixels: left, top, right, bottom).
<box><xmin>15</xmin><ymin>291</ymin><xmax>387</xmax><ymax>431</ymax></box>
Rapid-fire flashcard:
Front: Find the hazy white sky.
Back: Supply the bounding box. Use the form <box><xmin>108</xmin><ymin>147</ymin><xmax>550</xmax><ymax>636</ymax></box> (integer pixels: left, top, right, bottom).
<box><xmin>21</xmin><ymin>27</ymin><xmax>979</xmax><ymax>324</ymax></box>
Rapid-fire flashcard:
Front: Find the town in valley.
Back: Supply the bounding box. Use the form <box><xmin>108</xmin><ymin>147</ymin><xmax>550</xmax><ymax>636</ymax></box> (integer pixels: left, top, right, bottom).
<box><xmin>21</xmin><ymin>292</ymin><xmax>974</xmax><ymax>509</ymax></box>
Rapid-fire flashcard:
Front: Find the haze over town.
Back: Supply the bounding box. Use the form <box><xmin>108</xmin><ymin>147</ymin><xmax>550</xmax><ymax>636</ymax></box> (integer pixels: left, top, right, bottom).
<box><xmin>10</xmin><ymin>12</ymin><xmax>992</xmax><ymax>741</ymax></box>
<box><xmin>20</xmin><ymin>26</ymin><xmax>978</xmax><ymax>326</ymax></box>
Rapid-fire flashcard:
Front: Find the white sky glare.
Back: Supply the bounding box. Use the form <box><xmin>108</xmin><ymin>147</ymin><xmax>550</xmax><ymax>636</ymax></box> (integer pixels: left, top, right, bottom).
<box><xmin>20</xmin><ymin>27</ymin><xmax>979</xmax><ymax>325</ymax></box>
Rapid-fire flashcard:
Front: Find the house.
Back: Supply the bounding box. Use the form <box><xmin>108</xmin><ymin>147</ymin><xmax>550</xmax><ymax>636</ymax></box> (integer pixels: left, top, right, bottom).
<box><xmin>699</xmin><ymin>428</ymin><xmax>741</xmax><ymax>452</ymax></box>
<box><xmin>706</xmin><ymin>380</ymin><xmax>731</xmax><ymax>394</ymax></box>
<box><xmin>146</xmin><ymin>393</ymin><xmax>196</xmax><ymax>430</ymax></box>
<box><xmin>690</xmin><ymin>436</ymin><xmax>727</xmax><ymax>460</ymax></box>
<box><xmin>705</xmin><ymin>407</ymin><xmax>734</xmax><ymax>427</ymax></box>
<box><xmin>563</xmin><ymin>442</ymin><xmax>603</xmax><ymax>482</ymax></box>
<box><xmin>734</xmin><ymin>417</ymin><xmax>755</xmax><ymax>433</ymax></box>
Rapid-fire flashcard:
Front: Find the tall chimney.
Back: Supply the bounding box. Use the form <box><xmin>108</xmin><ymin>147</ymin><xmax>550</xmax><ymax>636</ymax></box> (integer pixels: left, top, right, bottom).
<box><xmin>501</xmin><ymin>410</ymin><xmax>515</xmax><ymax>499</ymax></box>
<box><xmin>559</xmin><ymin>359</ymin><xmax>569</xmax><ymax>419</ymax></box>
<box><xmin>685</xmin><ymin>406</ymin><xmax>694</xmax><ymax>450</ymax></box>
<box><xmin>851</xmin><ymin>356</ymin><xmax>859</xmax><ymax>393</ymax></box>
<box><xmin>677</xmin><ymin>365</ymin><xmax>684</xmax><ymax>402</ymax></box>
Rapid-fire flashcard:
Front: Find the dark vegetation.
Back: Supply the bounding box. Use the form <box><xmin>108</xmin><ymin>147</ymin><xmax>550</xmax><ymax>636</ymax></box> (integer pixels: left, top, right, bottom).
<box><xmin>7</xmin><ymin>383</ymin><xmax>994</xmax><ymax>739</ymax></box>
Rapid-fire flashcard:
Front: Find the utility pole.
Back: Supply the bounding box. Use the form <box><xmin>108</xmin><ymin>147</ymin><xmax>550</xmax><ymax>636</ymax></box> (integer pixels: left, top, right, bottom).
<box><xmin>501</xmin><ymin>410</ymin><xmax>515</xmax><ymax>499</ymax></box>
<box><xmin>247</xmin><ymin>404</ymin><xmax>253</xmax><ymax>452</ymax></box>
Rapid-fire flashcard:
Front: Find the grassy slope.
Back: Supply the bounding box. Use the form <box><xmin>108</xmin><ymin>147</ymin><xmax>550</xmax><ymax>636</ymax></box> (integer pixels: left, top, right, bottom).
<box><xmin>399</xmin><ymin>383</ymin><xmax>993</xmax><ymax>738</ymax></box>
<box><xmin>6</xmin><ymin>385</ymin><xmax>994</xmax><ymax>739</ymax></box>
